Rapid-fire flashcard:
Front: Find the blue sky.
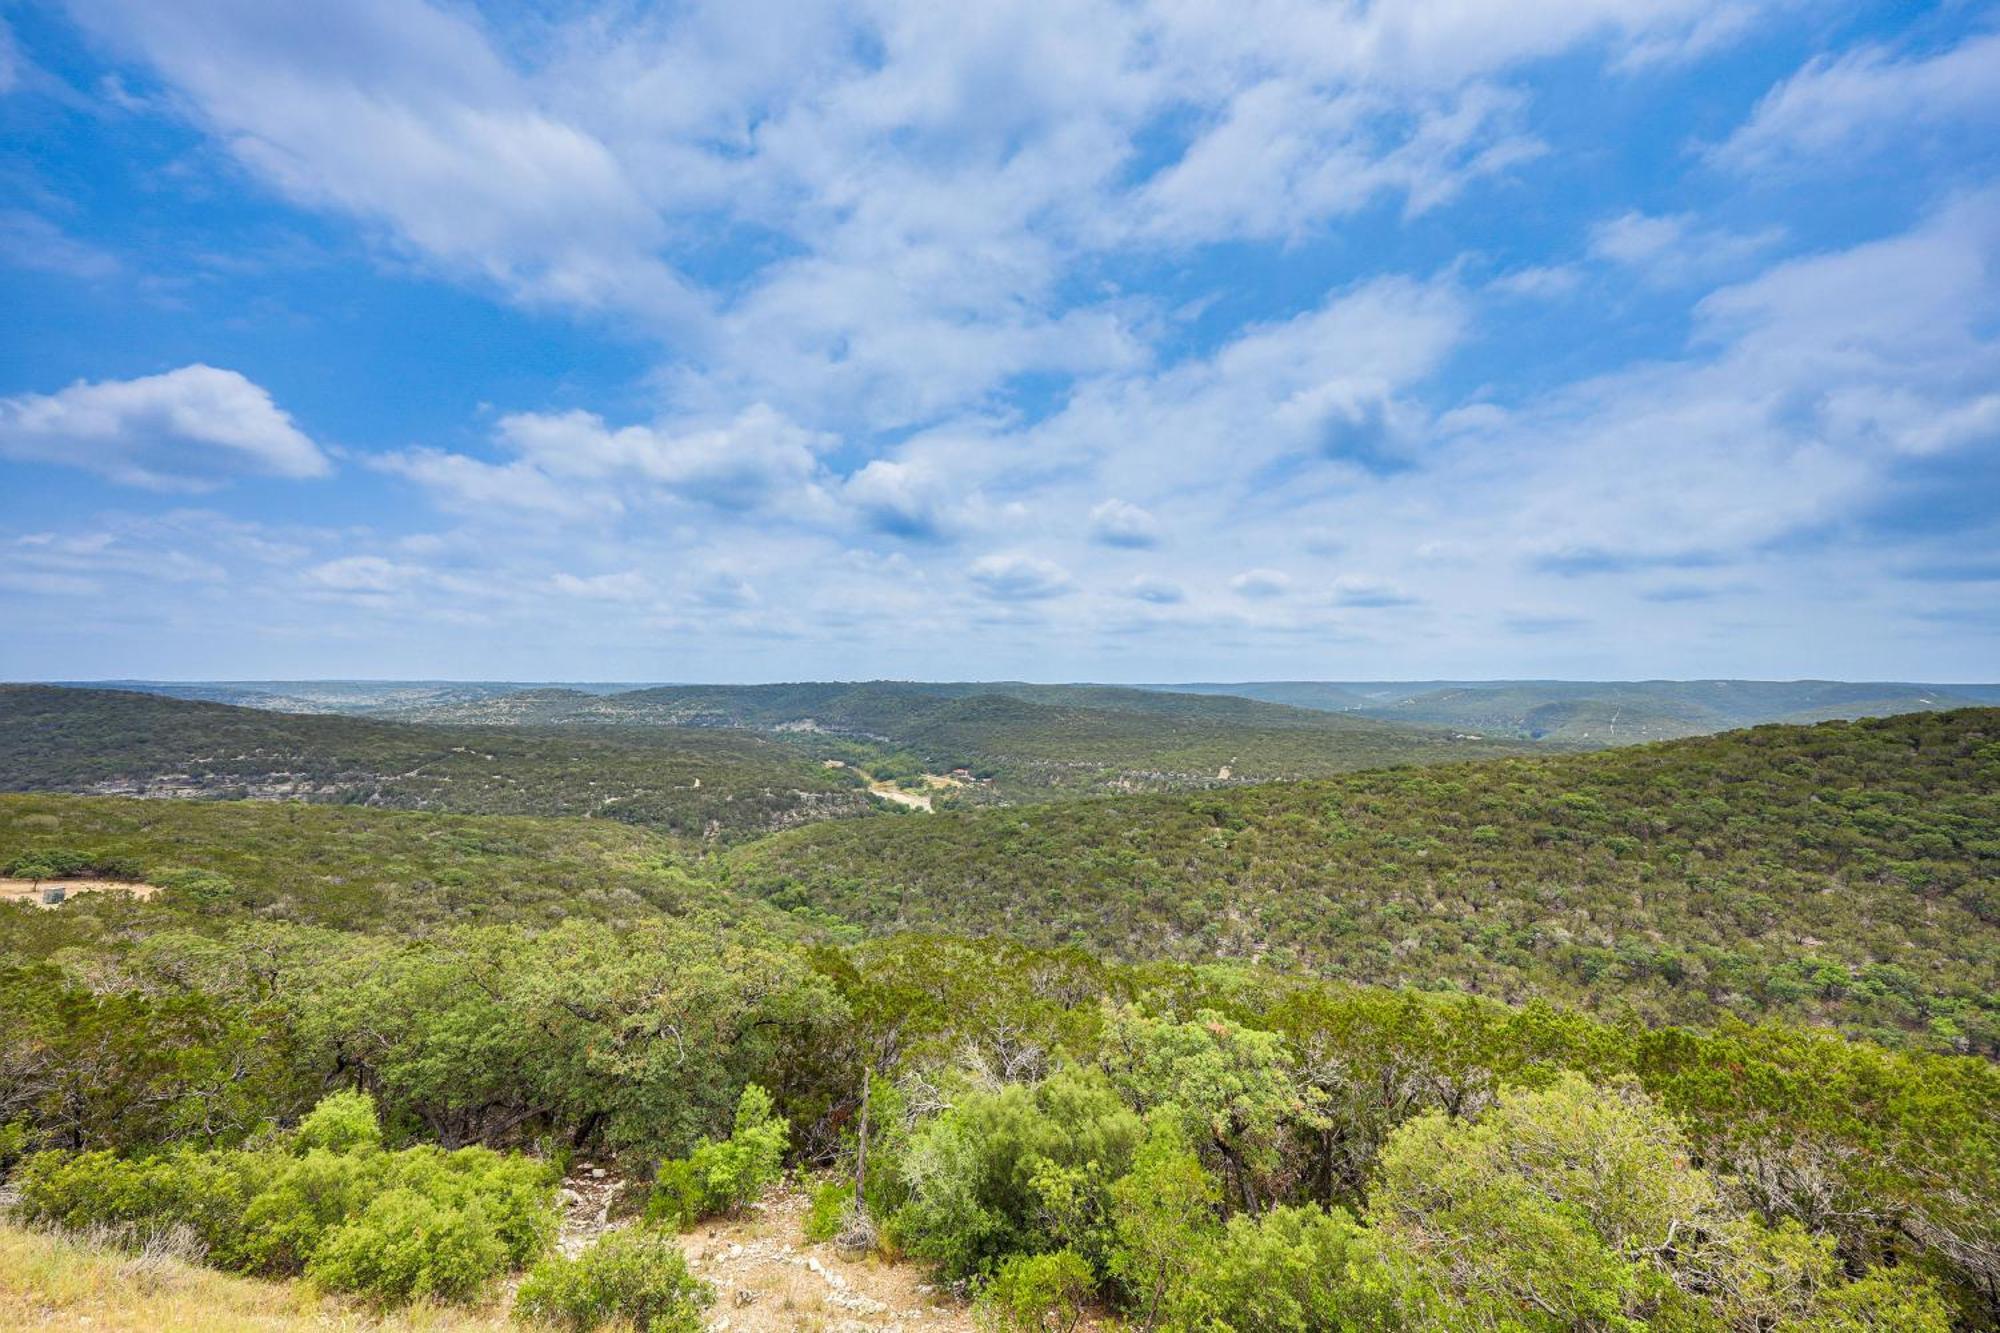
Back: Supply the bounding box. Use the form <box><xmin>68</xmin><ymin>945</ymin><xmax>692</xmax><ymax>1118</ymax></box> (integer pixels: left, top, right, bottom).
<box><xmin>2</xmin><ymin>0</ymin><xmax>1997</xmax><ymax>682</ymax></box>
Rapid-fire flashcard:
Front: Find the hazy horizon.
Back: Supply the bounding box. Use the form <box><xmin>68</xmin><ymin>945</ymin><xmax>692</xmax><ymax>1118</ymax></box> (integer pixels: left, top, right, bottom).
<box><xmin>36</xmin><ymin>674</ymin><xmax>2000</xmax><ymax>685</ymax></box>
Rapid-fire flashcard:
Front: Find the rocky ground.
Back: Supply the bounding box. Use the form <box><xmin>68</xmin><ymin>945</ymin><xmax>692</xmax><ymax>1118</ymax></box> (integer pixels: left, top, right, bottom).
<box><xmin>556</xmin><ymin>1167</ymin><xmax>976</xmax><ymax>1333</ymax></box>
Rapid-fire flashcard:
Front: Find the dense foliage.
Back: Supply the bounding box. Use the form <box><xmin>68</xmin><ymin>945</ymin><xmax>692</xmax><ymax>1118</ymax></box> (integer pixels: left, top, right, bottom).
<box><xmin>732</xmin><ymin>709</ymin><xmax>2000</xmax><ymax>1051</ymax></box>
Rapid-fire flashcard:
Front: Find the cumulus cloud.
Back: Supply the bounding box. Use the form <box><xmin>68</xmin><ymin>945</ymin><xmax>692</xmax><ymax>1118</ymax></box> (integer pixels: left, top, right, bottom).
<box><xmin>1088</xmin><ymin>498</ymin><xmax>1162</xmax><ymax>548</ymax></box>
<box><xmin>845</xmin><ymin>460</ymin><xmax>955</xmax><ymax>541</ymax></box>
<box><xmin>0</xmin><ymin>365</ymin><xmax>328</xmax><ymax>490</ymax></box>
<box><xmin>968</xmin><ymin>552</ymin><xmax>1075</xmax><ymax>600</ymax></box>
<box><xmin>1231</xmin><ymin>568</ymin><xmax>1292</xmax><ymax>599</ymax></box>
<box><xmin>379</xmin><ymin>404</ymin><xmax>831</xmax><ymax>519</ymax></box>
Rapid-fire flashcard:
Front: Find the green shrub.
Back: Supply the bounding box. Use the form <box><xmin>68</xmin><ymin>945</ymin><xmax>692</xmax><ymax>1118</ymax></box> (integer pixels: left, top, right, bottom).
<box><xmin>155</xmin><ymin>867</ymin><xmax>239</xmax><ymax>910</ymax></box>
<box><xmin>0</xmin><ymin>1119</ymin><xmax>29</xmax><ymax>1178</ymax></box>
<box><xmin>803</xmin><ymin>1178</ymin><xmax>855</xmax><ymax>1244</ymax></box>
<box><xmin>977</xmin><ymin>1248</ymin><xmax>1094</xmax><ymax>1333</ymax></box>
<box><xmin>305</xmin><ymin>1187</ymin><xmax>507</xmax><ymax>1304</ymax></box>
<box><xmin>1185</xmin><ymin>1204</ymin><xmax>1386</xmax><ymax>1332</ymax></box>
<box><xmin>11</xmin><ymin>1091</ymin><xmax>556</xmax><ymax>1306</ymax></box>
<box><xmin>644</xmin><ymin>1084</ymin><xmax>788</xmax><ymax>1229</ymax></box>
<box><xmin>13</xmin><ymin>1147</ymin><xmax>267</xmax><ymax>1264</ymax></box>
<box><xmin>515</xmin><ymin>1227</ymin><xmax>714</xmax><ymax>1332</ymax></box>
<box><xmin>893</xmin><ymin>1068</ymin><xmax>1140</xmax><ymax>1279</ymax></box>
<box><xmin>236</xmin><ymin>1148</ymin><xmax>386</xmax><ymax>1274</ymax></box>
<box><xmin>291</xmin><ymin>1089</ymin><xmax>381</xmax><ymax>1155</ymax></box>
<box><xmin>381</xmin><ymin>1144</ymin><xmax>555</xmax><ymax>1266</ymax></box>
<box><xmin>644</xmin><ymin>1157</ymin><xmax>703</xmax><ymax>1231</ymax></box>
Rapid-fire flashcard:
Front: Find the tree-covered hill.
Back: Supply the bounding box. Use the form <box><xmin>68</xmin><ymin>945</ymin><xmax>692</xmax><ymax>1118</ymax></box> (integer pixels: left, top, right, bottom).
<box><xmin>0</xmin><ymin>793</ymin><xmax>758</xmax><ymax>932</ymax></box>
<box><xmin>729</xmin><ymin>708</ymin><xmax>2000</xmax><ymax>1052</ymax></box>
<box><xmin>1164</xmin><ymin>678</ymin><xmax>1995</xmax><ymax>742</ymax></box>
<box><xmin>374</xmin><ymin>678</ymin><xmax>1546</xmax><ymax>796</ymax></box>
<box><xmin>0</xmin><ymin>686</ymin><xmax>871</xmax><ymax>838</ymax></box>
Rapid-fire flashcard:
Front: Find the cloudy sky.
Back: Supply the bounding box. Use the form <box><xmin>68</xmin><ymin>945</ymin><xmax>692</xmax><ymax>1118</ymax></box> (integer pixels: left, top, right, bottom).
<box><xmin>2</xmin><ymin>1</ymin><xmax>1997</xmax><ymax>683</ymax></box>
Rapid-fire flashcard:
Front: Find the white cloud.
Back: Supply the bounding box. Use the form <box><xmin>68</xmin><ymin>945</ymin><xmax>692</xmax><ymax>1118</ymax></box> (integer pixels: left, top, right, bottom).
<box><xmin>1588</xmin><ymin>210</ymin><xmax>1782</xmax><ymax>284</ymax></box>
<box><xmin>1127</xmin><ymin>81</ymin><xmax>1539</xmax><ymax>245</ymax></box>
<box><xmin>1489</xmin><ymin>264</ymin><xmax>1581</xmax><ymax>300</ymax></box>
<box><xmin>305</xmin><ymin>555</ymin><xmax>424</xmax><ymax>595</ymax></box>
<box><xmin>65</xmin><ymin>0</ymin><xmax>699</xmax><ymax>324</ymax></box>
<box><xmin>1330</xmin><ymin>575</ymin><xmax>1418</xmax><ymax>608</ymax></box>
<box><xmin>968</xmin><ymin>552</ymin><xmax>1075</xmax><ymax>600</ymax></box>
<box><xmin>1716</xmin><ymin>30</ymin><xmax>2000</xmax><ymax>173</ymax></box>
<box><xmin>1589</xmin><ymin>211</ymin><xmax>1689</xmax><ymax>265</ymax></box>
<box><xmin>375</xmin><ymin>450</ymin><xmax>609</xmax><ymax>522</ymax></box>
<box><xmin>1231</xmin><ymin>568</ymin><xmax>1291</xmax><ymax>598</ymax></box>
<box><xmin>844</xmin><ymin>459</ymin><xmax>956</xmax><ymax>541</ymax></box>
<box><xmin>0</xmin><ymin>365</ymin><xmax>328</xmax><ymax>490</ymax></box>
<box><xmin>56</xmin><ymin>0</ymin><xmax>1776</xmax><ymax>436</ymax></box>
<box><xmin>1437</xmin><ymin>192</ymin><xmax>2000</xmax><ymax>570</ymax></box>
<box><xmin>379</xmin><ymin>404</ymin><xmax>832</xmax><ymax>521</ymax></box>
<box><xmin>498</xmin><ymin>404</ymin><xmax>829</xmax><ymax>510</ymax></box>
<box><xmin>551</xmin><ymin>570</ymin><xmax>652</xmax><ymax>602</ymax></box>
<box><xmin>1089</xmin><ymin>498</ymin><xmax>1162</xmax><ymax>548</ymax></box>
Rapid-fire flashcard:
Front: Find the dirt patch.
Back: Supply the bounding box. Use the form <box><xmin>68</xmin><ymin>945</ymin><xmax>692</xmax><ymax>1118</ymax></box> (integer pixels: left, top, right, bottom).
<box><xmin>867</xmin><ymin>785</ymin><xmax>932</xmax><ymax>812</ymax></box>
<box><xmin>681</xmin><ymin>1186</ymin><xmax>974</xmax><ymax>1333</ymax></box>
<box><xmin>551</xmin><ymin>1171</ymin><xmax>975</xmax><ymax>1332</ymax></box>
<box><xmin>0</xmin><ymin>879</ymin><xmax>160</xmax><ymax>908</ymax></box>
<box><xmin>554</xmin><ymin>1162</ymin><xmax>629</xmax><ymax>1258</ymax></box>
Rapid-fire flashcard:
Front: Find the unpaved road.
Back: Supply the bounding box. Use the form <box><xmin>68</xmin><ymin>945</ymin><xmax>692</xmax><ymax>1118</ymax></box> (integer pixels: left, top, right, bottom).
<box><xmin>0</xmin><ymin>879</ymin><xmax>159</xmax><ymax>907</ymax></box>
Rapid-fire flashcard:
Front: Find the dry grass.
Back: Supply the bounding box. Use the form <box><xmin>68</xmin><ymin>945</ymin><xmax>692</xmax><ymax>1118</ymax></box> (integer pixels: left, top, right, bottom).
<box><xmin>0</xmin><ymin>1223</ymin><xmax>515</xmax><ymax>1332</ymax></box>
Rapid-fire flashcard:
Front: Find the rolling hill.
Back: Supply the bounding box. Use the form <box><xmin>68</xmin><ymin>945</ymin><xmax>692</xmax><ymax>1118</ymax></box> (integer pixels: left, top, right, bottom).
<box><xmin>0</xmin><ymin>686</ymin><xmax>871</xmax><ymax>839</ymax></box>
<box><xmin>1159</xmin><ymin>678</ymin><xmax>1997</xmax><ymax>742</ymax></box>
<box><xmin>727</xmin><ymin>707</ymin><xmax>2000</xmax><ymax>1051</ymax></box>
<box><xmin>366</xmin><ymin>679</ymin><xmax>1548</xmax><ymax>796</ymax></box>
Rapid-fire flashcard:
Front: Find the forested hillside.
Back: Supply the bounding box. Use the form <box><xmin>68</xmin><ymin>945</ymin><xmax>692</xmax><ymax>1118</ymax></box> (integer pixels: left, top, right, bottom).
<box><xmin>1164</xmin><ymin>678</ymin><xmax>1995</xmax><ymax>742</ymax></box>
<box><xmin>6</xmin><ymin>682</ymin><xmax>1544</xmax><ymax>812</ymax></box>
<box><xmin>0</xmin><ymin>686</ymin><xmax>870</xmax><ymax>838</ymax></box>
<box><xmin>382</xmin><ymin>678</ymin><xmax>1545</xmax><ymax>795</ymax></box>
<box><xmin>731</xmin><ymin>708</ymin><xmax>2000</xmax><ymax>1052</ymax></box>
<box><xmin>0</xmin><ymin>795</ymin><xmax>753</xmax><ymax>931</ymax></box>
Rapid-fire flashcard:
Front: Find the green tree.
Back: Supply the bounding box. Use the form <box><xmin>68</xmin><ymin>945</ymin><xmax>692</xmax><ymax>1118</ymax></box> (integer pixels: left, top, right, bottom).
<box><xmin>1108</xmin><ymin>1113</ymin><xmax>1219</xmax><ymax>1332</ymax></box>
